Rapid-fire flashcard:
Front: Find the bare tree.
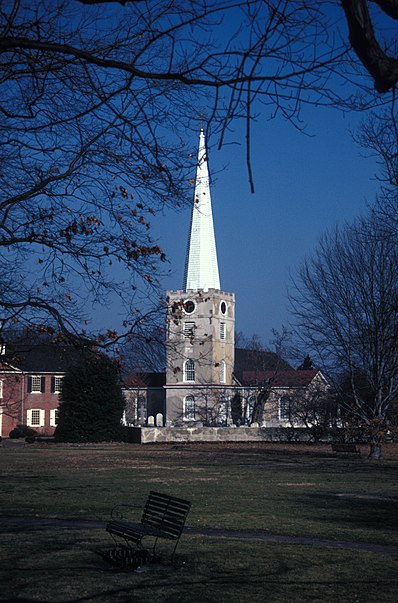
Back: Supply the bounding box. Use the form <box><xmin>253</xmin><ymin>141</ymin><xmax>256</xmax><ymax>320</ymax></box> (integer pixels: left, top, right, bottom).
<box><xmin>287</xmin><ymin>384</ymin><xmax>339</xmax><ymax>442</ymax></box>
<box><xmin>290</xmin><ymin>216</ymin><xmax>398</xmax><ymax>458</ymax></box>
<box><xmin>1</xmin><ymin>1</ymin><xmax>198</xmax><ymax>346</ymax></box>
<box><xmin>1</xmin><ymin>0</ymin><xmax>396</xmax><ymax>349</ymax></box>
<box><xmin>118</xmin><ymin>316</ymin><xmax>167</xmax><ymax>374</ymax></box>
<box><xmin>235</xmin><ymin>328</ymin><xmax>292</xmax><ymax>424</ymax></box>
<box><xmin>354</xmin><ymin>102</ymin><xmax>398</xmax><ymax>243</ymax></box>
<box><xmin>82</xmin><ymin>0</ymin><xmax>398</xmax><ymax>94</ymax></box>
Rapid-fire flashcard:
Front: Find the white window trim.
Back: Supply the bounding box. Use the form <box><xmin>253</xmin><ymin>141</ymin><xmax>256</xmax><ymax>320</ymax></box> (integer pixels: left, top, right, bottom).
<box><xmin>27</xmin><ymin>409</ymin><xmax>45</xmax><ymax>427</ymax></box>
<box><xmin>183</xmin><ymin>299</ymin><xmax>196</xmax><ymax>314</ymax></box>
<box><xmin>54</xmin><ymin>376</ymin><xmax>63</xmax><ymax>394</ymax></box>
<box><xmin>31</xmin><ymin>376</ymin><xmax>42</xmax><ymax>393</ymax></box>
<box><xmin>184</xmin><ymin>359</ymin><xmax>195</xmax><ymax>382</ymax></box>
<box><xmin>50</xmin><ymin>409</ymin><xmax>59</xmax><ymax>427</ymax></box>
<box><xmin>0</xmin><ymin>380</ymin><xmax>3</xmax><ymax>399</ymax></box>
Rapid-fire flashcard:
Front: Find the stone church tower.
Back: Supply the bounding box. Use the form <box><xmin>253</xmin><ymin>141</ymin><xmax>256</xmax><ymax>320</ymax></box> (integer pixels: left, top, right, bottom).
<box><xmin>165</xmin><ymin>129</ymin><xmax>235</xmax><ymax>425</ymax></box>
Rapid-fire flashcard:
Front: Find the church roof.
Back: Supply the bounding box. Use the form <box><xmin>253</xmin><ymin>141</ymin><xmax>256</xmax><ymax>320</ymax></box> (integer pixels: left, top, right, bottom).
<box><xmin>234</xmin><ymin>348</ymin><xmax>292</xmax><ymax>383</ymax></box>
<box><xmin>122</xmin><ymin>372</ymin><xmax>166</xmax><ymax>388</ymax></box>
<box><xmin>183</xmin><ymin>129</ymin><xmax>220</xmax><ymax>291</ymax></box>
<box><xmin>241</xmin><ymin>369</ymin><xmax>321</xmax><ymax>388</ymax></box>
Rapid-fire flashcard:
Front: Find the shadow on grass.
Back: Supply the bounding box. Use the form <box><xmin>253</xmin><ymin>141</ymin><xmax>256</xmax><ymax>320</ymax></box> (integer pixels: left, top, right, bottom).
<box><xmin>299</xmin><ymin>491</ymin><xmax>398</xmax><ymax>533</ymax></box>
<box><xmin>1</xmin><ymin>530</ymin><xmax>398</xmax><ymax>603</ymax></box>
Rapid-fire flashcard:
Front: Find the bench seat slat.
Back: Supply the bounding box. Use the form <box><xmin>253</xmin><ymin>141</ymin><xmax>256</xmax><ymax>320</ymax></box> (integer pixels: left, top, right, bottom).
<box><xmin>106</xmin><ymin>520</ymin><xmax>176</xmax><ymax>541</ymax></box>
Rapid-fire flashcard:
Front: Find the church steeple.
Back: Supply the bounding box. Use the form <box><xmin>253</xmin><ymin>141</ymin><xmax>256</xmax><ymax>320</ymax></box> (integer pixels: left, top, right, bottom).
<box><xmin>165</xmin><ymin>127</ymin><xmax>235</xmax><ymax>426</ymax></box>
<box><xmin>183</xmin><ymin>129</ymin><xmax>220</xmax><ymax>291</ymax></box>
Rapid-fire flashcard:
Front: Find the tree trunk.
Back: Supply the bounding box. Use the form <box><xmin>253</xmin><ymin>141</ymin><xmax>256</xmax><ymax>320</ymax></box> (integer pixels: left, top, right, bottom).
<box><xmin>368</xmin><ymin>443</ymin><xmax>382</xmax><ymax>460</ymax></box>
<box><xmin>251</xmin><ymin>388</ymin><xmax>270</xmax><ymax>425</ymax></box>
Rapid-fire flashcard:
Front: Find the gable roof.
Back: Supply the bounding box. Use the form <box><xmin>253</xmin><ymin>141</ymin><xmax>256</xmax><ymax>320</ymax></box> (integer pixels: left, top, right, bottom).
<box><xmin>1</xmin><ymin>342</ymin><xmax>87</xmax><ymax>373</ymax></box>
<box><xmin>122</xmin><ymin>372</ymin><xmax>166</xmax><ymax>388</ymax></box>
<box><xmin>234</xmin><ymin>348</ymin><xmax>292</xmax><ymax>382</ymax></box>
<box><xmin>241</xmin><ymin>369</ymin><xmax>321</xmax><ymax>388</ymax></box>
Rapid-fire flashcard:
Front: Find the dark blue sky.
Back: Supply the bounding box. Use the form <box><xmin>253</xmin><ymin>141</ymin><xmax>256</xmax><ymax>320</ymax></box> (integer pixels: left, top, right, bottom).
<box><xmin>148</xmin><ymin>103</ymin><xmax>381</xmax><ymax>346</ymax></box>
<box><xmin>85</xmin><ymin>1</ymin><xmax>390</xmax><ymax>347</ymax></box>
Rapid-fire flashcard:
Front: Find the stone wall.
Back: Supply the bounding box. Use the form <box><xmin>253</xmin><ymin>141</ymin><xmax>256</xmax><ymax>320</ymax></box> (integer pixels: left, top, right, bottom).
<box><xmin>126</xmin><ymin>426</ymin><xmax>320</xmax><ymax>444</ymax></box>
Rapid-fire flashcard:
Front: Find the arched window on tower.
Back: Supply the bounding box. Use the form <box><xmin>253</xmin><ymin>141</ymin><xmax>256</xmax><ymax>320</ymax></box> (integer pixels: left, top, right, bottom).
<box><xmin>184</xmin><ymin>395</ymin><xmax>195</xmax><ymax>420</ymax></box>
<box><xmin>184</xmin><ymin>359</ymin><xmax>195</xmax><ymax>382</ymax></box>
<box><xmin>220</xmin><ymin>360</ymin><xmax>226</xmax><ymax>383</ymax></box>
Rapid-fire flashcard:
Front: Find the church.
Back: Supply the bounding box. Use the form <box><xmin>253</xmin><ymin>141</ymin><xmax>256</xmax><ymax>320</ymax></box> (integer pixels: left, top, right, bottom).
<box><xmin>0</xmin><ymin>129</ymin><xmax>330</xmax><ymax>439</ymax></box>
<box><xmin>123</xmin><ymin>129</ymin><xmax>330</xmax><ymax>434</ymax></box>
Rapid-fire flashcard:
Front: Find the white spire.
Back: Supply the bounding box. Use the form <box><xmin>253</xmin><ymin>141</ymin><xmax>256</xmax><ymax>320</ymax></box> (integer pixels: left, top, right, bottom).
<box><xmin>183</xmin><ymin>129</ymin><xmax>220</xmax><ymax>291</ymax></box>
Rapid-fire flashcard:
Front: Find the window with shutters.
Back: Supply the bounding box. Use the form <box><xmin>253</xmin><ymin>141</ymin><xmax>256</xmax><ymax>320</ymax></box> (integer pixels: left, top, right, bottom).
<box><xmin>31</xmin><ymin>376</ymin><xmax>42</xmax><ymax>392</ymax></box>
<box><xmin>27</xmin><ymin>409</ymin><xmax>45</xmax><ymax>427</ymax></box>
<box><xmin>50</xmin><ymin>409</ymin><xmax>59</xmax><ymax>427</ymax></box>
<box><xmin>54</xmin><ymin>376</ymin><xmax>63</xmax><ymax>393</ymax></box>
<box><xmin>31</xmin><ymin>409</ymin><xmax>41</xmax><ymax>425</ymax></box>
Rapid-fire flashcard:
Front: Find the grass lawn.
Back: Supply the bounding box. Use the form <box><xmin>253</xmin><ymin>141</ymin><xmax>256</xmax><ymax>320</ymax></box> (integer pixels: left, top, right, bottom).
<box><xmin>0</xmin><ymin>441</ymin><xmax>397</xmax><ymax>602</ymax></box>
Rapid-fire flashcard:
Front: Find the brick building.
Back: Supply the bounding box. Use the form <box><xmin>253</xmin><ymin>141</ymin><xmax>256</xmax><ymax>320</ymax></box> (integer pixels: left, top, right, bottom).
<box><xmin>0</xmin><ymin>342</ymin><xmax>78</xmax><ymax>437</ymax></box>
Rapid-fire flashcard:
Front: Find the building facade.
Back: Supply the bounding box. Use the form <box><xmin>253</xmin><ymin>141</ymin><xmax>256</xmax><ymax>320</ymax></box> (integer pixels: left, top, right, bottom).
<box><xmin>0</xmin><ymin>343</ymin><xmax>69</xmax><ymax>437</ymax></box>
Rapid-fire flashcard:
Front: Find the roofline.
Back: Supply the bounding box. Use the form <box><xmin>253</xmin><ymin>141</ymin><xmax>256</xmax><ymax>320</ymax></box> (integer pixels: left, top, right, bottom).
<box><xmin>0</xmin><ymin>369</ymin><xmax>65</xmax><ymax>376</ymax></box>
<box><xmin>124</xmin><ymin>384</ymin><xmax>308</xmax><ymax>392</ymax></box>
<box><xmin>0</xmin><ymin>365</ymin><xmax>22</xmax><ymax>373</ymax></box>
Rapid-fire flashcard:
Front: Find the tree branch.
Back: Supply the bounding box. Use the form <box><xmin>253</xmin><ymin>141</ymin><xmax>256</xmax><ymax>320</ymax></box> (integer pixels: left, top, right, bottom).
<box><xmin>341</xmin><ymin>0</ymin><xmax>398</xmax><ymax>92</ymax></box>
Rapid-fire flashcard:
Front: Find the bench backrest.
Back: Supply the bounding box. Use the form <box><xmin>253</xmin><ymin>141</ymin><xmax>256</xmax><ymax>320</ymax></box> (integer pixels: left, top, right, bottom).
<box><xmin>141</xmin><ymin>491</ymin><xmax>191</xmax><ymax>540</ymax></box>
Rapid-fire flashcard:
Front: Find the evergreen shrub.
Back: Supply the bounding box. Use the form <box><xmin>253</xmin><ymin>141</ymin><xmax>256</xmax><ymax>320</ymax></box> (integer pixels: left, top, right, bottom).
<box><xmin>54</xmin><ymin>351</ymin><xmax>125</xmax><ymax>442</ymax></box>
<box><xmin>9</xmin><ymin>424</ymin><xmax>38</xmax><ymax>439</ymax></box>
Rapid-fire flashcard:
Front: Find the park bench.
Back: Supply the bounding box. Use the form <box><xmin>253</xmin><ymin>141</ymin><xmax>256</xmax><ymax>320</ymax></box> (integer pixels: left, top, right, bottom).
<box><xmin>106</xmin><ymin>491</ymin><xmax>191</xmax><ymax>560</ymax></box>
<box><xmin>331</xmin><ymin>443</ymin><xmax>361</xmax><ymax>456</ymax></box>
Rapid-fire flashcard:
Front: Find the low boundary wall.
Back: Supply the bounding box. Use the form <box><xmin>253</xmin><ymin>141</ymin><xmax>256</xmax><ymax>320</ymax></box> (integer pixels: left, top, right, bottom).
<box><xmin>125</xmin><ymin>426</ymin><xmax>317</xmax><ymax>444</ymax></box>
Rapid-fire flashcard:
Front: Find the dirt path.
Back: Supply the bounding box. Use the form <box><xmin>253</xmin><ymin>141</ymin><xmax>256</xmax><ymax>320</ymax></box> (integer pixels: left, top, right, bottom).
<box><xmin>1</xmin><ymin>515</ymin><xmax>397</xmax><ymax>555</ymax></box>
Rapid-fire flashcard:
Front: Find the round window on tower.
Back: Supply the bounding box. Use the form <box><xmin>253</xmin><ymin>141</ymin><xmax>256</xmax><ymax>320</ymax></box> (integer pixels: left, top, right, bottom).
<box><xmin>184</xmin><ymin>300</ymin><xmax>195</xmax><ymax>314</ymax></box>
<box><xmin>220</xmin><ymin>301</ymin><xmax>227</xmax><ymax>315</ymax></box>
